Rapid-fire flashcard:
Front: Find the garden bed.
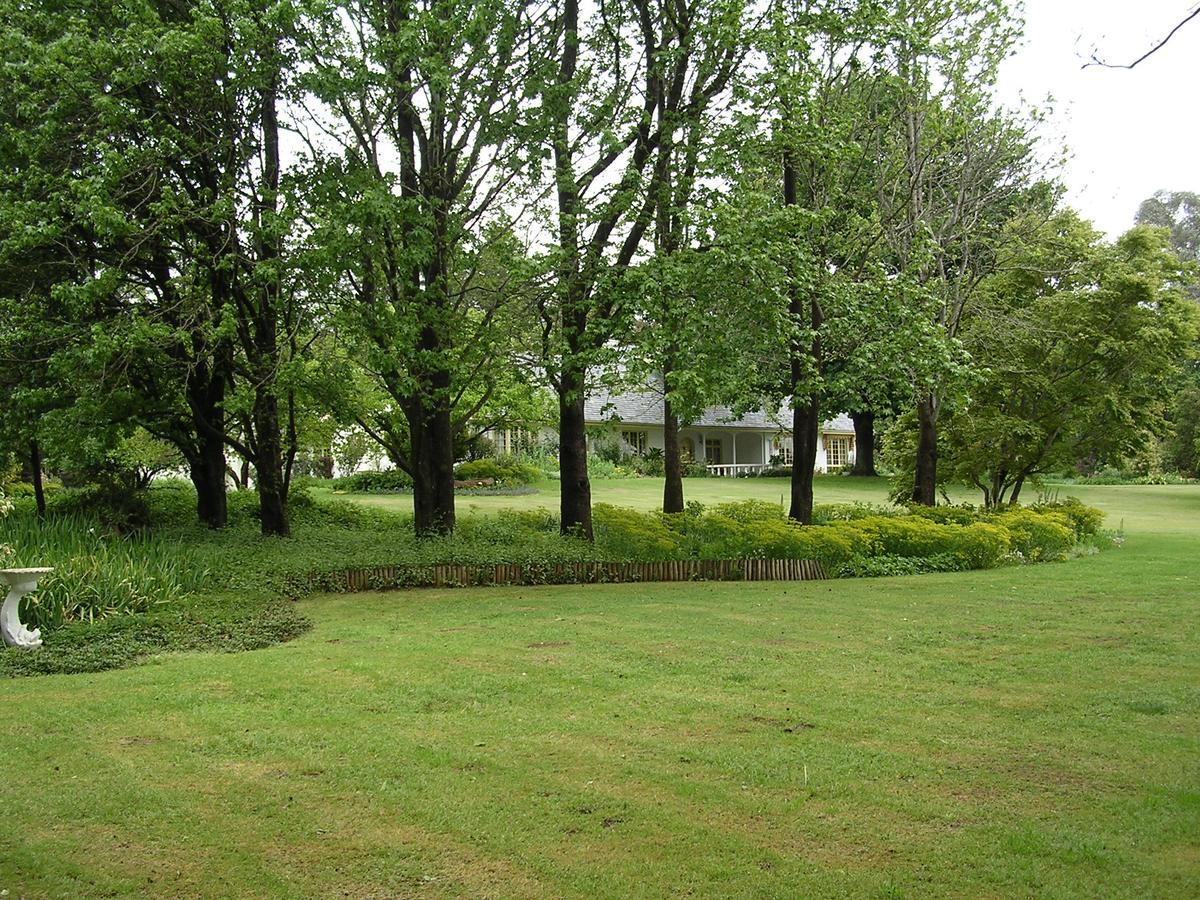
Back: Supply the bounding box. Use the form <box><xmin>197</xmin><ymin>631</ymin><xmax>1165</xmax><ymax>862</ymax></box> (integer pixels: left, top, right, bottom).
<box><xmin>1</xmin><ymin>483</ymin><xmax>1113</xmax><ymax>677</ymax></box>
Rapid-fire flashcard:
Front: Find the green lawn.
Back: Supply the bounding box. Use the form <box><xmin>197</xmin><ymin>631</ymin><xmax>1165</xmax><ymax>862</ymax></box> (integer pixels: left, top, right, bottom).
<box><xmin>1</xmin><ymin>483</ymin><xmax>1198</xmax><ymax>897</ymax></box>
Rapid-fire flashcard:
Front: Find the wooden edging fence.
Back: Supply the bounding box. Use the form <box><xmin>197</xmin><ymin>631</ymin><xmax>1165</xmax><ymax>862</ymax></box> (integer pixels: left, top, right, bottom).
<box><xmin>294</xmin><ymin>558</ymin><xmax>826</xmax><ymax>596</ymax></box>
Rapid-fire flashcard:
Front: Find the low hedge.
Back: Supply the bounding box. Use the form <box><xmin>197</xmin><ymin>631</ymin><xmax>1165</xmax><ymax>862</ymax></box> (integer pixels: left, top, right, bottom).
<box><xmin>593</xmin><ymin>498</ymin><xmax>1106</xmax><ymax>575</ymax></box>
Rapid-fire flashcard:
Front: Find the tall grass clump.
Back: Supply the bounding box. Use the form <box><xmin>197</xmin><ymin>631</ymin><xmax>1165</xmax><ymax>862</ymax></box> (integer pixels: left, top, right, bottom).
<box><xmin>0</xmin><ymin>511</ymin><xmax>207</xmax><ymax>631</ymax></box>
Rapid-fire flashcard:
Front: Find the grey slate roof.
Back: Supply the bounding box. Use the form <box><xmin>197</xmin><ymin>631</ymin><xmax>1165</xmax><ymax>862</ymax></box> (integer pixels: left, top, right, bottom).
<box><xmin>584</xmin><ymin>380</ymin><xmax>855</xmax><ymax>433</ymax></box>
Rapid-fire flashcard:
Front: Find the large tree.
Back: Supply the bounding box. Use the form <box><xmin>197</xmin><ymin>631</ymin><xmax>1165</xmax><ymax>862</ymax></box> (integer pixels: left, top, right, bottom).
<box><xmin>1</xmin><ymin>0</ymin><xmax>309</xmax><ymax>535</ymax></box>
<box><xmin>717</xmin><ymin>0</ymin><xmax>953</xmax><ymax>523</ymax></box>
<box><xmin>874</xmin><ymin>0</ymin><xmax>1036</xmax><ymax>505</ymax></box>
<box><xmin>298</xmin><ymin>0</ymin><xmax>544</xmax><ymax>535</ymax></box>
<box><xmin>942</xmin><ymin>214</ymin><xmax>1196</xmax><ymax>505</ymax></box>
<box><xmin>534</xmin><ymin>0</ymin><xmax>743</xmax><ymax>538</ymax></box>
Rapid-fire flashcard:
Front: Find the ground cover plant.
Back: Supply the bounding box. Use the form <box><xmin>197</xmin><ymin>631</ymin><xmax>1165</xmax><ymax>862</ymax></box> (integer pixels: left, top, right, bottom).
<box><xmin>0</xmin><ymin>483</ymin><xmax>1196</xmax><ymax>896</ymax></box>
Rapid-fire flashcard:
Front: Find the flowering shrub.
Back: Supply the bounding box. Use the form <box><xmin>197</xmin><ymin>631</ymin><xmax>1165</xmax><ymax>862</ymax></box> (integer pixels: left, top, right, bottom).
<box><xmin>1029</xmin><ymin>498</ymin><xmax>1105</xmax><ymax>540</ymax></box>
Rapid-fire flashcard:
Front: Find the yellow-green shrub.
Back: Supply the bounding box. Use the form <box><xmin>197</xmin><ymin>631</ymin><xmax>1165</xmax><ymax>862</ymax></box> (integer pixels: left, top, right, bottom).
<box><xmin>992</xmin><ymin>508</ymin><xmax>1074</xmax><ymax>561</ymax></box>
<box><xmin>905</xmin><ymin>504</ymin><xmax>979</xmax><ymax>526</ymax></box>
<box><xmin>744</xmin><ymin>518</ymin><xmax>864</xmax><ymax>572</ymax></box>
<box><xmin>688</xmin><ymin>514</ymin><xmax>762</xmax><ymax>559</ymax></box>
<box><xmin>952</xmin><ymin>522</ymin><xmax>1013</xmax><ymax>568</ymax></box>
<box><xmin>1030</xmin><ymin>498</ymin><xmax>1105</xmax><ymax>539</ymax></box>
<box><xmin>588</xmin><ymin>498</ymin><xmax>1100</xmax><ymax>574</ymax></box>
<box><xmin>592</xmin><ymin>504</ymin><xmax>685</xmax><ymax>560</ymax></box>
<box><xmin>710</xmin><ymin>499</ymin><xmax>787</xmax><ymax>524</ymax></box>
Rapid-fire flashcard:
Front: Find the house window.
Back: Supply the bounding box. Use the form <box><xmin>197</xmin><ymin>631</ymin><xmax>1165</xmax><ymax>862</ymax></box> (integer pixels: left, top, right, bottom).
<box><xmin>826</xmin><ymin>436</ymin><xmax>850</xmax><ymax>468</ymax></box>
<box><xmin>704</xmin><ymin>438</ymin><xmax>723</xmax><ymax>464</ymax></box>
<box><xmin>772</xmin><ymin>437</ymin><xmax>793</xmax><ymax>466</ymax></box>
<box><xmin>621</xmin><ymin>430</ymin><xmax>648</xmax><ymax>453</ymax></box>
<box><xmin>495</xmin><ymin>428</ymin><xmax>532</xmax><ymax>456</ymax></box>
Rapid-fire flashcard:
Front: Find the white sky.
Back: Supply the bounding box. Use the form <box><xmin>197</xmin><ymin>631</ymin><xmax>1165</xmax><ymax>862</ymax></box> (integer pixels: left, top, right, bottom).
<box><xmin>998</xmin><ymin>1</ymin><xmax>1200</xmax><ymax>236</ymax></box>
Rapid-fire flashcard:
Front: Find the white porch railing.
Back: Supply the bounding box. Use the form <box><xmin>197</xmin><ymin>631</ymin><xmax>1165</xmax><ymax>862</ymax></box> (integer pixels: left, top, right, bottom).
<box><xmin>706</xmin><ymin>463</ymin><xmax>771</xmax><ymax>478</ymax></box>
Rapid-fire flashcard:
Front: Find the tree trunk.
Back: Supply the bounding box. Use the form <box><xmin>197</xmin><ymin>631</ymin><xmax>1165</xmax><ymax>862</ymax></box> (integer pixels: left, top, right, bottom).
<box><xmin>1009</xmin><ymin>472</ymin><xmax>1027</xmax><ymax>506</ymax></box>
<box><xmin>662</xmin><ymin>371</ymin><xmax>684</xmax><ymax>514</ymax></box>
<box><xmin>247</xmin><ymin>67</ymin><xmax>290</xmax><ymax>538</ymax></box>
<box><xmin>849</xmin><ymin>411</ymin><xmax>877</xmax><ymax>477</ymax></box>
<box><xmin>558</xmin><ymin>362</ymin><xmax>593</xmax><ymax>539</ymax></box>
<box><xmin>29</xmin><ymin>440</ymin><xmax>46</xmax><ymax>519</ymax></box>
<box><xmin>789</xmin><ymin>399</ymin><xmax>820</xmax><ymax>524</ymax></box>
<box><xmin>911</xmin><ymin>395</ymin><xmax>938</xmax><ymax>506</ymax></box>
<box><xmin>191</xmin><ymin>431</ymin><xmax>228</xmax><ymax>529</ymax></box>
<box><xmin>406</xmin><ymin>395</ymin><xmax>456</xmax><ymax>537</ymax></box>
<box><xmin>253</xmin><ymin>389</ymin><xmax>290</xmax><ymax>537</ymax></box>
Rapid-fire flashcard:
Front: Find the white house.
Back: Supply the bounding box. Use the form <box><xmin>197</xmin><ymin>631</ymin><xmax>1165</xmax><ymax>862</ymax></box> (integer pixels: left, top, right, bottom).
<box><xmin>490</xmin><ymin>379</ymin><xmax>857</xmax><ymax>476</ymax></box>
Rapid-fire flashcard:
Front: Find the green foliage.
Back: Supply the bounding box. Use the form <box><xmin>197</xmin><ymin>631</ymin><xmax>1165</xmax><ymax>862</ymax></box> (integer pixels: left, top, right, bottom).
<box><xmin>938</xmin><ymin>214</ymin><xmax>1198</xmax><ymax>505</ymax></box>
<box><xmin>0</xmin><ymin>481</ymin><xmax>61</xmax><ymax>499</ymax></box>
<box><xmin>0</xmin><ymin>597</ymin><xmax>309</xmax><ymax>679</ymax></box>
<box><xmin>811</xmin><ymin>502</ymin><xmax>898</xmax><ymax>523</ymax></box>
<box><xmin>454</xmin><ymin>459</ymin><xmax>542</xmax><ymax>486</ymax></box>
<box><xmin>331</xmin><ymin>469</ymin><xmax>414</xmax><ymax>494</ymax></box>
<box><xmin>990</xmin><ymin>508</ymin><xmax>1074</xmax><ymax>561</ymax></box>
<box><xmin>838</xmin><ymin>554</ymin><xmax>962</xmax><ymax>578</ymax></box>
<box><xmin>710</xmin><ymin>499</ymin><xmax>787</xmax><ymax>524</ymax></box>
<box><xmin>0</xmin><ymin>512</ymin><xmax>207</xmax><ymax>630</ymax></box>
<box><xmin>592</xmin><ymin>504</ymin><xmax>687</xmax><ymax>561</ymax></box>
<box><xmin>1057</xmin><ymin>470</ymin><xmax>1197</xmax><ymax>486</ymax></box>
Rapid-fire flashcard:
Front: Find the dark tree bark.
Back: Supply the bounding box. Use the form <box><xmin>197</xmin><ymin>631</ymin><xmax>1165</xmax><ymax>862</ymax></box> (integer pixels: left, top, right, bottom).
<box><xmin>789</xmin><ymin>399</ymin><xmax>820</xmax><ymax>524</ymax></box>
<box><xmin>558</xmin><ymin>360</ymin><xmax>593</xmax><ymax>539</ymax></box>
<box><xmin>783</xmin><ymin>151</ymin><xmax>823</xmax><ymax>525</ymax></box>
<box><xmin>404</xmin><ymin>379</ymin><xmax>456</xmax><ymax>537</ymax></box>
<box><xmin>241</xmin><ymin>64</ymin><xmax>290</xmax><ymax>537</ymax></box>
<box><xmin>190</xmin><ymin>432</ymin><xmax>228</xmax><ymax>529</ymax></box>
<box><xmin>1009</xmin><ymin>471</ymin><xmax>1027</xmax><ymax>506</ymax></box>
<box><xmin>253</xmin><ymin>388</ymin><xmax>289</xmax><ymax>537</ymax></box>
<box><xmin>911</xmin><ymin>395</ymin><xmax>938</xmax><ymax>505</ymax></box>
<box><xmin>29</xmin><ymin>440</ymin><xmax>46</xmax><ymax>519</ymax></box>
<box><xmin>849</xmin><ymin>410</ymin><xmax>877</xmax><ymax>477</ymax></box>
<box><xmin>182</xmin><ymin>357</ymin><xmax>229</xmax><ymax>529</ymax></box>
<box><xmin>662</xmin><ymin>370</ymin><xmax>684</xmax><ymax>514</ymax></box>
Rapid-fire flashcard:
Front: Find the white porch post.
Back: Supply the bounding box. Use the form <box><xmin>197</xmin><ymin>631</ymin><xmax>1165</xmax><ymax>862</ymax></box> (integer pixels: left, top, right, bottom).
<box><xmin>731</xmin><ymin>432</ymin><xmax>737</xmax><ymax>466</ymax></box>
<box><xmin>698</xmin><ymin>430</ymin><xmax>705</xmax><ymax>461</ymax></box>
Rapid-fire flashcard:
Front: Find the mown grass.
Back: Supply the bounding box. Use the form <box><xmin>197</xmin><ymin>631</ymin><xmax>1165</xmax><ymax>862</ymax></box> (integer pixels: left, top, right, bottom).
<box><xmin>0</xmin><ymin>483</ymin><xmax>1196</xmax><ymax>896</ymax></box>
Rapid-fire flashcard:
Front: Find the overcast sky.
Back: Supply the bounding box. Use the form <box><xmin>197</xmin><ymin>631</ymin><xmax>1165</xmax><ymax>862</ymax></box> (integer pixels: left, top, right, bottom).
<box><xmin>998</xmin><ymin>1</ymin><xmax>1199</xmax><ymax>236</ymax></box>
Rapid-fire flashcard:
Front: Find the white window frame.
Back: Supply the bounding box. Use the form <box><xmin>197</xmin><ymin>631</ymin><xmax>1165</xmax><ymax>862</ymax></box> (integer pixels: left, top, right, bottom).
<box><xmin>772</xmin><ymin>436</ymin><xmax>793</xmax><ymax>466</ymax></box>
<box><xmin>621</xmin><ymin>429</ymin><xmax>648</xmax><ymax>453</ymax></box>
<box><xmin>826</xmin><ymin>436</ymin><xmax>850</xmax><ymax>468</ymax></box>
